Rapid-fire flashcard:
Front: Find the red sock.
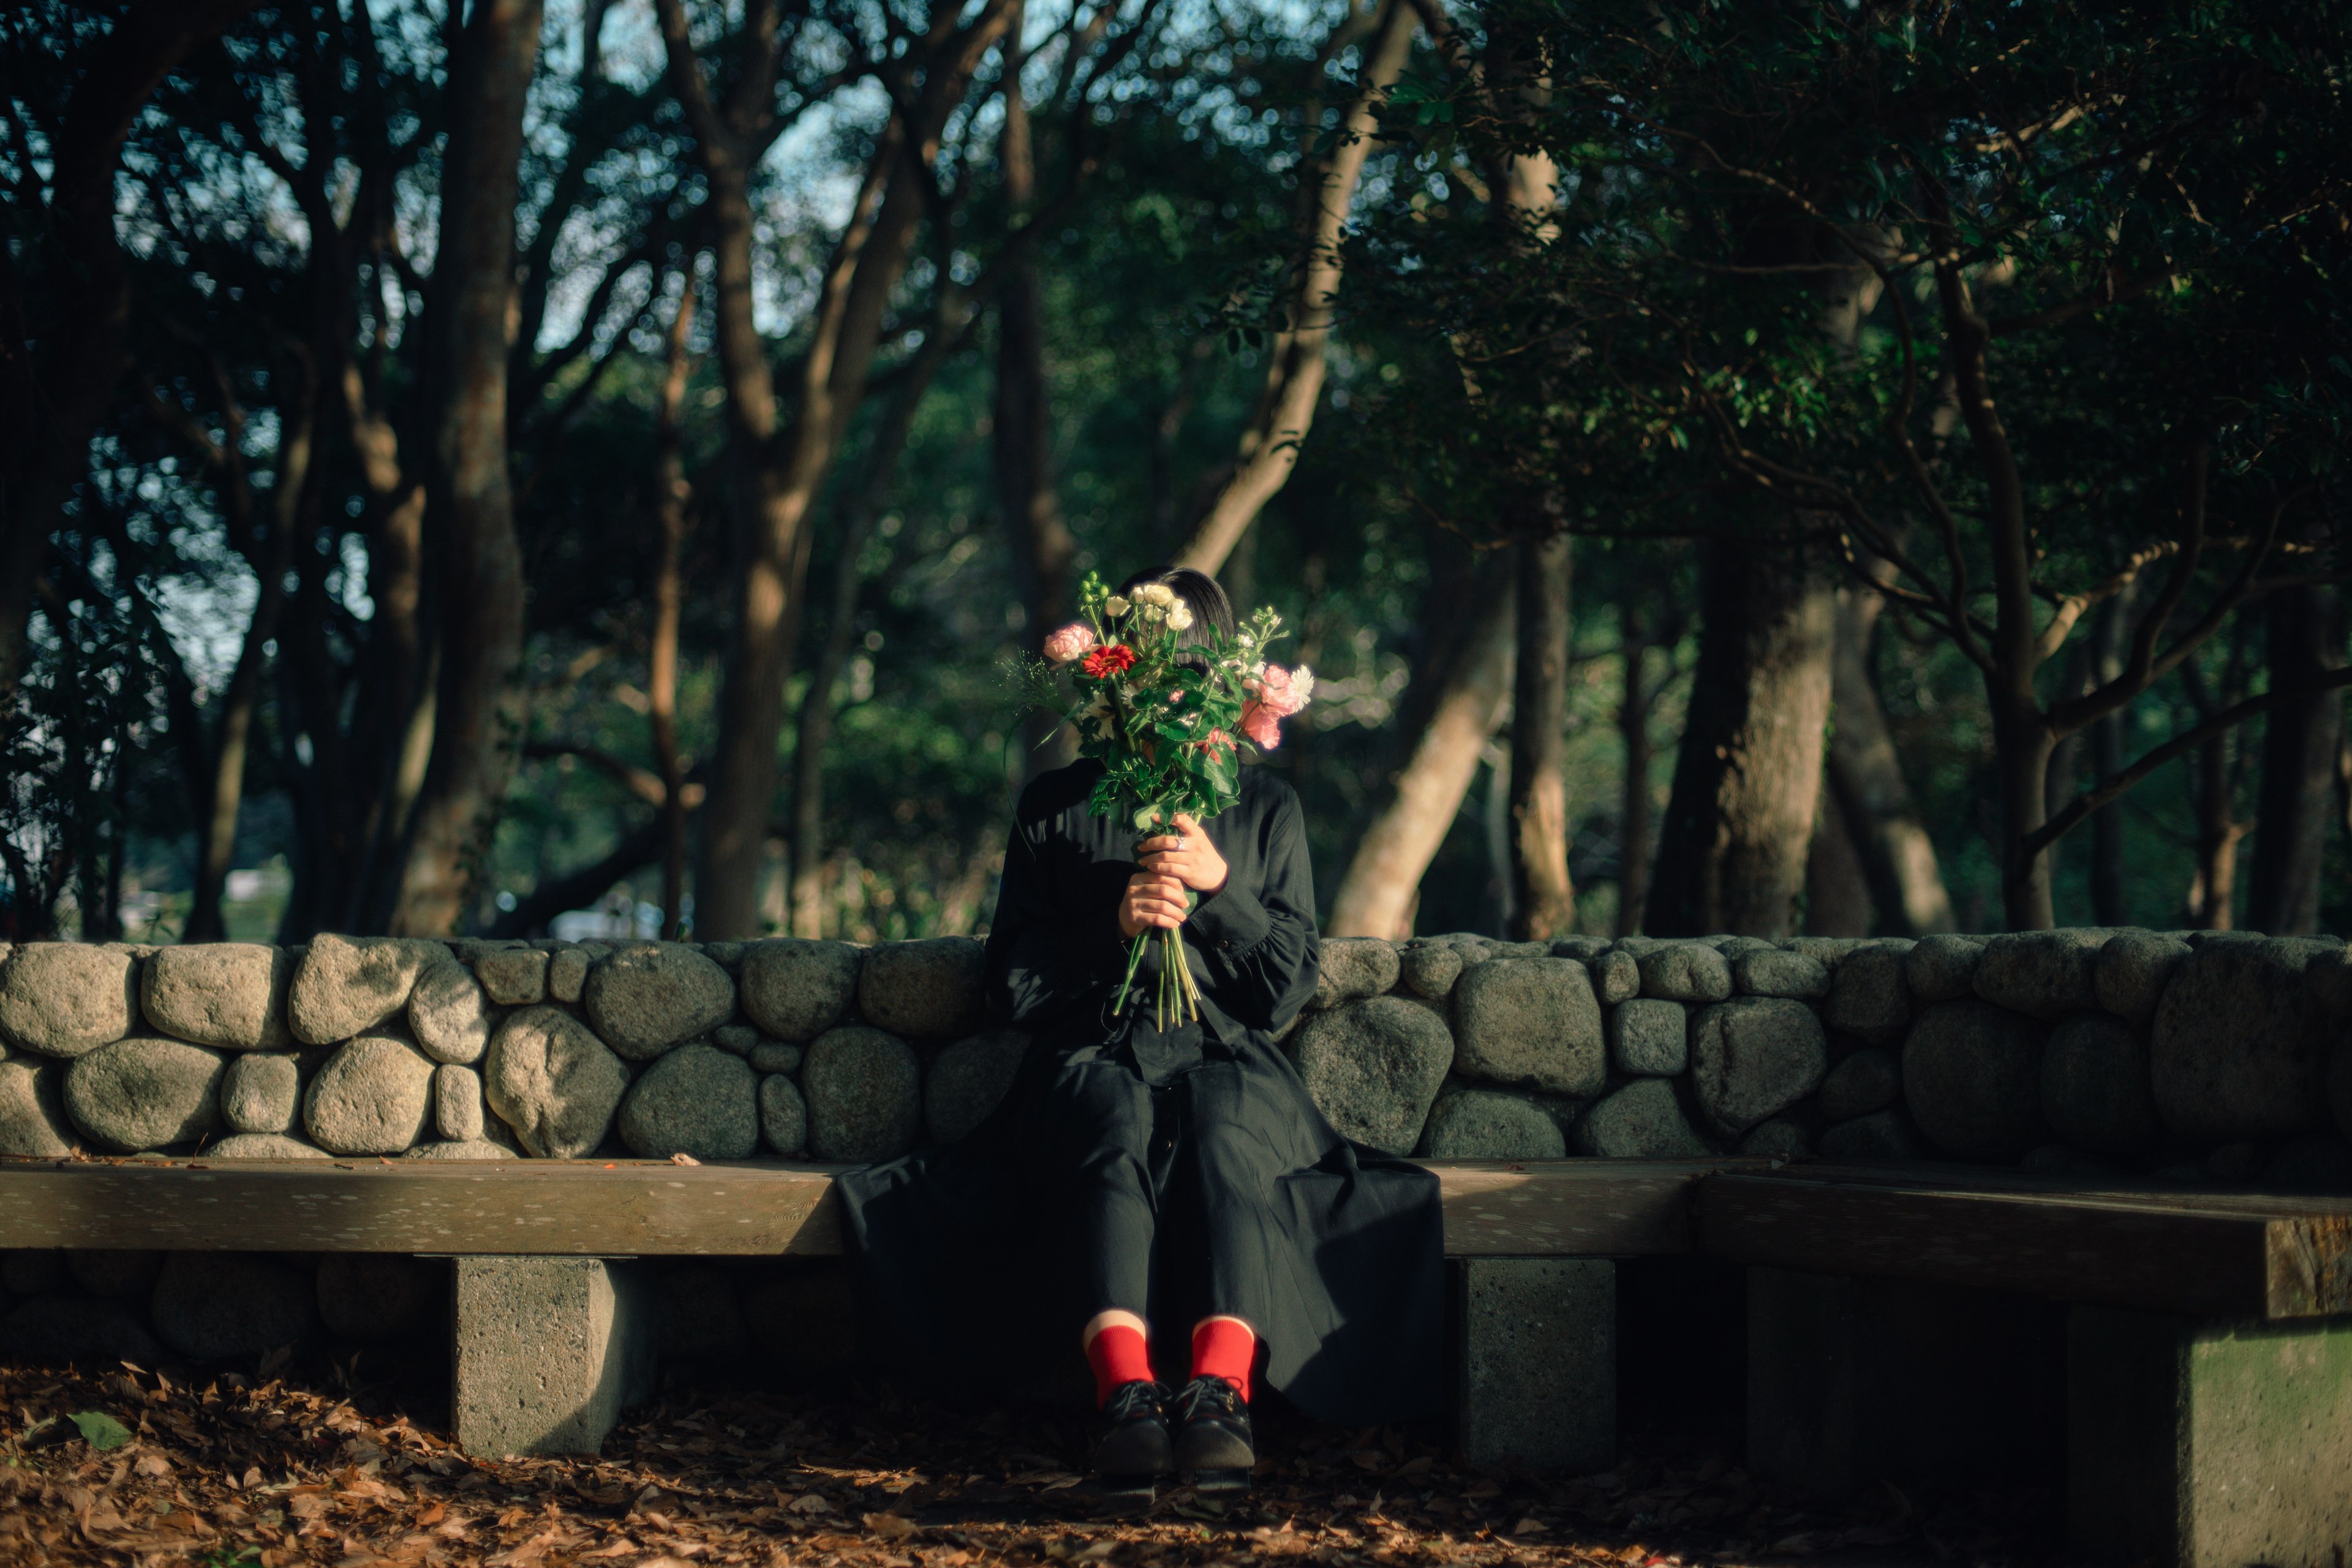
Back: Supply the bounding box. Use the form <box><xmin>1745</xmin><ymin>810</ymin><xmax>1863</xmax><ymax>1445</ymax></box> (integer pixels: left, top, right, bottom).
<box><xmin>1085</xmin><ymin>1322</ymin><xmax>1152</xmax><ymax>1406</ymax></box>
<box><xmin>1191</xmin><ymin>1316</ymin><xmax>1254</xmax><ymax>1402</ymax></box>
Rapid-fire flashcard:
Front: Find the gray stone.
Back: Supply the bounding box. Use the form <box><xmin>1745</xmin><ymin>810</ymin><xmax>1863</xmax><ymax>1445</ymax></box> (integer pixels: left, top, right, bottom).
<box><xmin>2309</xmin><ymin>948</ymin><xmax>2352</xmax><ymax>1023</ymax></box>
<box><xmin>403</xmin><ymin>1139</ymin><xmax>516</xmax><ymax>1160</ymax></box>
<box><xmin>548</xmin><ymin>948</ymin><xmax>590</xmax><ymax>1003</ymax></box>
<box><xmin>484</xmin><ymin>1005</ymin><xmax>631</xmax><ymax>1159</ymax></box>
<box><xmin>64</xmin><ymin>1035</ymin><xmax>225</xmax><ymax>1152</ymax></box>
<box><xmin>802</xmin><ymin>1026</ymin><xmax>921</xmax><ymax>1162</ymax></box>
<box><xmin>584</xmin><ymin>943</ymin><xmax>736</xmax><ymax>1061</ymax></box>
<box><xmin>1817</xmin><ymin>1047</ymin><xmax>1901</xmax><ymax>1123</ymax></box>
<box><xmin>317</xmin><ymin>1254</ymin><xmax>442</xmax><ymax>1341</ymax></box>
<box><xmin>739</xmin><ymin>940</ymin><xmax>863</xmax><ymax>1042</ymax></box>
<box><xmin>1457</xmin><ymin>1258</ymin><xmax>1615</xmax><ymax>1471</ymax></box>
<box><xmin>1741</xmin><ymin>1119</ymin><xmax>1811</xmax><ymax>1158</ymax></box>
<box><xmin>1</xmin><ymin>1295</ymin><xmax>162</xmax><ymax>1366</ymax></box>
<box><xmin>472</xmin><ymin>948</ymin><xmax>549</xmax><ymax>1006</ymax></box>
<box><xmin>750</xmin><ymin>1039</ymin><xmax>803</xmax><ymax>1075</ymax></box>
<box><xmin>1973</xmin><ymin>929</ymin><xmax>2109</xmax><ymax>1019</ymax></box>
<box><xmin>1782</xmin><ymin>937</ymin><xmax>1867</xmax><ymax>965</ymax></box>
<box><xmin>2152</xmin><ymin>938</ymin><xmax>2336</xmax><ymax>1143</ymax></box>
<box><xmin>1903</xmin><ymin>1000</ymin><xmax>2048</xmax><ymax>1159</ymax></box>
<box><xmin>1607</xmin><ymin>998</ymin><xmax>1688</xmax><ymax>1077</ymax></box>
<box><xmin>924</xmin><ymin>1027</ymin><xmax>1031</xmax><ymax>1147</ymax></box>
<box><xmin>712</xmin><ymin>1024</ymin><xmax>758</xmax><ymax>1057</ymax></box>
<box><xmin>1716</xmin><ymin>935</ymin><xmax>1778</xmax><ymax>960</ymax></box>
<box><xmin>758</xmin><ymin>1074</ymin><xmax>809</xmax><ymax>1157</ymax></box>
<box><xmin>1</xmin><ymin>1248</ymin><xmax>66</xmax><ymax>1295</ymax></box>
<box><xmin>66</xmin><ymin>1249</ymin><xmax>162</xmax><ymax>1300</ymax></box>
<box><xmin>1589</xmin><ymin>948</ymin><xmax>1642</xmax><ymax>1005</ymax></box>
<box><xmin>435</xmin><ymin>1063</ymin><xmax>486</xmax><ymax>1142</ymax></box>
<box><xmin>151</xmin><ymin>1251</ymin><xmax>315</xmax><ymax>1360</ymax></box>
<box><xmin>303</xmin><ymin>1031</ymin><xmax>436</xmax><ymax>1155</ymax></box>
<box><xmin>1419</xmin><ymin>1088</ymin><xmax>1569</xmax><ymax>1159</ymax></box>
<box><xmin>2097</xmin><ymin>931</ymin><xmax>2193</xmax><ymax>1028</ymax></box>
<box><xmin>0</xmin><ymin>943</ymin><xmax>138</xmax><ymax>1058</ymax></box>
<box><xmin>1825</xmin><ymin>942</ymin><xmax>1913</xmax><ymax>1046</ymax></box>
<box><xmin>657</xmin><ymin>1265</ymin><xmax>750</xmax><ymax>1363</ymax></box>
<box><xmin>617</xmin><ymin>1043</ymin><xmax>759</xmax><ymax>1161</ymax></box>
<box><xmin>1549</xmin><ymin>937</ymin><xmax>1608</xmax><ymax>960</ymax></box>
<box><xmin>208</xmin><ymin>1132</ymin><xmax>330</xmax><ymax>1159</ymax></box>
<box><xmin>857</xmin><ymin>938</ymin><xmax>987</xmax><ymax>1041</ymax></box>
<box><xmin>699</xmin><ymin>941</ymin><xmax>747</xmax><ymax>973</ymax></box>
<box><xmin>453</xmin><ymin>1256</ymin><xmax>653</xmax><ymax>1457</ymax></box>
<box><xmin>1689</xmin><ymin>998</ymin><xmax>1828</xmax><ymax>1138</ymax></box>
<box><xmin>288</xmin><ymin>934</ymin><xmax>440</xmax><ymax>1046</ymax></box>
<box><xmin>1638</xmin><ymin>943</ymin><xmax>1734</xmax><ymax>1003</ymax></box>
<box><xmin>1819</xmin><ymin>1109</ymin><xmax>1926</xmax><ymax>1161</ymax></box>
<box><xmin>408</xmin><ymin>960</ymin><xmax>495</xmax><ymax>1066</ymax></box>
<box><xmin>1451</xmin><ymin>957</ymin><xmax>1604</xmax><ymax>1096</ymax></box>
<box><xmin>1289</xmin><ymin>998</ymin><xmax>1453</xmax><ymax>1156</ymax></box>
<box><xmin>0</xmin><ymin>1058</ymin><xmax>72</xmax><ymax>1156</ymax></box>
<box><xmin>1575</xmin><ymin>1078</ymin><xmax>1709</xmax><ymax>1158</ymax></box>
<box><xmin>1315</xmin><ymin>938</ymin><xmax>1402</xmax><ymax>1009</ymax></box>
<box><xmin>1612</xmin><ymin>936</ymin><xmax>1666</xmax><ymax>957</ymax></box>
<box><xmin>1735</xmin><ymin>948</ymin><xmax>1831</xmax><ymax>1000</ymax></box>
<box><xmin>2041</xmin><ymin>1015</ymin><xmax>2162</xmax><ymax>1159</ymax></box>
<box><xmin>2206</xmin><ymin>1141</ymin><xmax>2269</xmax><ymax>1183</ymax></box>
<box><xmin>1904</xmin><ymin>934</ymin><xmax>1986</xmax><ymax>1005</ymax></box>
<box><xmin>219</xmin><ymin>1051</ymin><xmax>300</xmax><ymax>1134</ymax></box>
<box><xmin>141</xmin><ymin>943</ymin><xmax>295</xmax><ymax>1050</ymax></box>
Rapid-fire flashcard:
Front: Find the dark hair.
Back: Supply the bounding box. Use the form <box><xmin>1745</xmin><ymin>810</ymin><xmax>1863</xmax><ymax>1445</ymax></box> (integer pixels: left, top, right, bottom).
<box><xmin>1115</xmin><ymin>566</ymin><xmax>1235</xmax><ymax>650</ymax></box>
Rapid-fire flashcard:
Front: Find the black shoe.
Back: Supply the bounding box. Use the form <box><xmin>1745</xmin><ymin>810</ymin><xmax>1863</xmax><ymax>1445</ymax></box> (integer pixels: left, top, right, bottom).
<box><xmin>1170</xmin><ymin>1375</ymin><xmax>1254</xmax><ymax>1489</ymax></box>
<box><xmin>1093</xmin><ymin>1379</ymin><xmax>1173</xmax><ymax>1486</ymax></box>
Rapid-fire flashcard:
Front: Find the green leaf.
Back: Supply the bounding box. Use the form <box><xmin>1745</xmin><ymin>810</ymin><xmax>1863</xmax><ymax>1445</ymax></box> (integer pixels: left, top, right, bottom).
<box><xmin>70</xmin><ymin>1411</ymin><xmax>132</xmax><ymax>1451</ymax></box>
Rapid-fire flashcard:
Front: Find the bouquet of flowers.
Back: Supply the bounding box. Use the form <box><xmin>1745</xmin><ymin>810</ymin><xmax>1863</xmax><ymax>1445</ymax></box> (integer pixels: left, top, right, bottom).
<box><xmin>1015</xmin><ymin>571</ymin><xmax>1314</xmax><ymax>1027</ymax></box>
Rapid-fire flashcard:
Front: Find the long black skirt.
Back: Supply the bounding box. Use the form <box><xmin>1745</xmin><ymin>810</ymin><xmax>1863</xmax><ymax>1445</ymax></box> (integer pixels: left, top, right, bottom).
<box><xmin>834</xmin><ymin>1028</ymin><xmax>1446</xmax><ymax>1424</ymax></box>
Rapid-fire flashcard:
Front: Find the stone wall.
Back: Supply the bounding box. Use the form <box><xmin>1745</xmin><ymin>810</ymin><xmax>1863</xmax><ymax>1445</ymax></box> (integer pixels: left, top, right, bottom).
<box><xmin>3</xmin><ymin>929</ymin><xmax>2352</xmax><ymax>1186</ymax></box>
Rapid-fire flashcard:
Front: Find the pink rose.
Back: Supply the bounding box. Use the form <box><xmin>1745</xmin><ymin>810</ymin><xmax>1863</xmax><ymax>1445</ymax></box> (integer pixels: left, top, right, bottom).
<box><xmin>1042</xmin><ymin>622</ymin><xmax>1097</xmax><ymax>663</ymax></box>
<box><xmin>1240</xmin><ymin>701</ymin><xmax>1284</xmax><ymax>749</ymax></box>
<box><xmin>1253</xmin><ymin>663</ymin><xmax>1309</xmax><ymax>717</ymax></box>
<box><xmin>1240</xmin><ymin>664</ymin><xmax>1311</xmax><ymax>750</ymax></box>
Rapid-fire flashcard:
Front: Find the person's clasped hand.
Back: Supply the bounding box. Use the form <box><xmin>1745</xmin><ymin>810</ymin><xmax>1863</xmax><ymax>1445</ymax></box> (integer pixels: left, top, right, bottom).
<box><xmin>1119</xmin><ymin>813</ymin><xmax>1229</xmax><ymax>938</ymax></box>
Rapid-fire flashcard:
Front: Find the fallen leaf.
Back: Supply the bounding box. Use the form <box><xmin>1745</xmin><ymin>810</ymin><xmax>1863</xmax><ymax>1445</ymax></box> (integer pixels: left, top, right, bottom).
<box><xmin>135</xmin><ymin>1453</ymin><xmax>172</xmax><ymax>1477</ymax></box>
<box><xmin>788</xmin><ymin>1493</ymin><xmax>834</xmax><ymax>1515</ymax></box>
<box><xmin>69</xmin><ymin>1410</ymin><xmax>134</xmax><ymax>1451</ymax></box>
<box><xmin>1512</xmin><ymin>1518</ymin><xmax>1547</xmax><ymax>1537</ymax></box>
<box><xmin>865</xmin><ymin>1512</ymin><xmax>919</xmax><ymax>1540</ymax></box>
<box><xmin>671</xmin><ymin>1152</ymin><xmax>701</xmax><ymax>1166</ymax></box>
<box><xmin>415</xmin><ymin>1502</ymin><xmax>447</xmax><ymax>1528</ymax></box>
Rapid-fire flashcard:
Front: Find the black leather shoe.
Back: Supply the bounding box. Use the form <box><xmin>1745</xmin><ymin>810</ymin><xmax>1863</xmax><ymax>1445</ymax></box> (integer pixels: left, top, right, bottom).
<box><xmin>1094</xmin><ymin>1380</ymin><xmax>1173</xmax><ymax>1485</ymax></box>
<box><xmin>1170</xmin><ymin>1376</ymin><xmax>1254</xmax><ymax>1488</ymax></box>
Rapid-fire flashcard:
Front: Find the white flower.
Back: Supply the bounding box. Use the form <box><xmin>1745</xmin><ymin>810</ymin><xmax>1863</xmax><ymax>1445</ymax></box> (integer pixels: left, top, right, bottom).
<box><xmin>1236</xmin><ymin>630</ymin><xmax>1256</xmax><ymax>648</ymax></box>
<box><xmin>1105</xmin><ymin>594</ymin><xmax>1131</xmax><ymax>616</ymax></box>
<box><xmin>1138</xmin><ymin>582</ymin><xmax>1177</xmax><ymax>607</ymax></box>
<box><xmin>1166</xmin><ymin>603</ymin><xmax>1194</xmax><ymax>631</ymax></box>
<box><xmin>1294</xmin><ymin>665</ymin><xmax>1316</xmax><ymax>703</ymax></box>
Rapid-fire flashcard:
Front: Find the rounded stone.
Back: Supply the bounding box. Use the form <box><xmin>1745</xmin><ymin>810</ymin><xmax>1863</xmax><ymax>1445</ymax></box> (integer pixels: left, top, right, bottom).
<box><xmin>1607</xmin><ymin>998</ymin><xmax>1688</xmax><ymax>1077</ymax></box>
<box><xmin>1589</xmin><ymin>948</ymin><xmax>1641</xmax><ymax>1005</ymax></box>
<box><xmin>1399</xmin><ymin>943</ymin><xmax>1465</xmax><ymax>999</ymax></box>
<box><xmin>150</xmin><ymin>1252</ymin><xmax>315</xmax><ymax>1360</ymax></box>
<box><xmin>2041</xmin><ymin>1015</ymin><xmax>2162</xmax><ymax>1159</ymax></box>
<box><xmin>472</xmin><ymin>948</ymin><xmax>549</xmax><ymax>1006</ymax></box>
<box><xmin>584</xmin><ymin>943</ymin><xmax>737</xmax><ymax>1061</ymax></box>
<box><xmin>1314</xmin><ymin>938</ymin><xmax>1402</xmax><ymax>1009</ymax></box>
<box><xmin>64</xmin><ymin>1035</ymin><xmax>226</xmax><ymax>1153</ymax></box>
<box><xmin>316</xmin><ymin>1254</ymin><xmax>440</xmax><ymax>1341</ymax></box>
<box><xmin>1637</xmin><ymin>944</ymin><xmax>1733</xmax><ymax>1004</ymax></box>
<box><xmin>0</xmin><ymin>943</ymin><xmax>139</xmax><ymax>1058</ymax></box>
<box><xmin>739</xmin><ymin>940</ymin><xmax>863</xmax><ymax>1042</ymax></box>
<box><xmin>207</xmin><ymin>1132</ymin><xmax>330</xmax><ymax>1159</ymax></box>
<box><xmin>1824</xmin><ymin>942</ymin><xmax>1913</xmax><ymax>1046</ymax></box>
<box><xmin>1816</xmin><ymin>1047</ymin><xmax>1901</xmax><ymax>1124</ymax></box>
<box><xmin>483</xmin><ymin>1005</ymin><xmax>632</xmax><ymax>1159</ymax></box>
<box><xmin>548</xmin><ymin>948</ymin><xmax>591</xmax><ymax>1003</ymax></box>
<box><xmin>712</xmin><ymin>1024</ymin><xmax>758</xmax><ymax>1057</ymax></box>
<box><xmin>408</xmin><ymin>960</ymin><xmax>494</xmax><ymax>1066</ymax></box>
<box><xmin>288</xmin><ymin>935</ymin><xmax>441</xmax><ymax>1046</ymax></box>
<box><xmin>802</xmin><ymin>1026</ymin><xmax>921</xmax><ymax>1162</ymax></box>
<box><xmin>924</xmin><ymin>1027</ymin><xmax>1031</xmax><ymax>1147</ymax></box>
<box><xmin>303</xmin><ymin>1032</ymin><xmax>436</xmax><ymax>1156</ymax></box>
<box><xmin>1689</xmin><ymin>998</ymin><xmax>1827</xmax><ymax>1138</ymax></box>
<box><xmin>66</xmin><ymin>1249</ymin><xmax>162</xmax><ymax>1300</ymax></box>
<box><xmin>434</xmin><ymin>1063</ymin><xmax>486</xmax><ymax>1142</ymax></box>
<box><xmin>1819</xmin><ymin>1110</ymin><xmax>1926</xmax><ymax>1162</ymax></box>
<box><xmin>1741</xmin><ymin>1119</ymin><xmax>1811</xmax><ymax>1158</ymax></box>
<box><xmin>1419</xmin><ymin>1088</ymin><xmax>1568</xmax><ymax>1159</ymax></box>
<box><xmin>1575</xmin><ymin>1078</ymin><xmax>1709</xmax><ymax>1158</ymax></box>
<box><xmin>1903</xmin><ymin>1000</ymin><xmax>2048</xmax><ymax>1159</ymax></box>
<box><xmin>618</xmin><ymin>1043</ymin><xmax>759</xmax><ymax>1161</ymax></box>
<box><xmin>1782</xmin><ymin>937</ymin><xmax>1868</xmax><ymax>965</ymax></box>
<box><xmin>0</xmin><ymin>1058</ymin><xmax>72</xmax><ymax>1156</ymax></box>
<box><xmin>750</xmin><ymin>1039</ymin><xmax>804</xmax><ymax>1075</ymax></box>
<box><xmin>1</xmin><ymin>1296</ymin><xmax>162</xmax><ymax>1366</ymax></box>
<box><xmin>856</xmin><ymin>938</ymin><xmax>987</xmax><ymax>1042</ymax></box>
<box><xmin>759</xmin><ymin>1073</ymin><xmax>809</xmax><ymax>1157</ymax></box>
<box><xmin>2151</xmin><ymin>938</ymin><xmax>2335</xmax><ymax>1143</ymax></box>
<box><xmin>2097</xmin><ymin>931</ymin><xmax>2192</xmax><ymax>1028</ymax></box>
<box><xmin>1904</xmin><ymin>935</ymin><xmax>1986</xmax><ymax>1005</ymax></box>
<box><xmin>1450</xmin><ymin>957</ymin><xmax>1604</xmax><ymax>1096</ymax></box>
<box><xmin>1973</xmin><ymin>930</ymin><xmax>2109</xmax><ymax>1020</ymax></box>
<box><xmin>141</xmin><ymin>943</ymin><xmax>295</xmax><ymax>1050</ymax></box>
<box><xmin>1288</xmin><ymin>997</ymin><xmax>1453</xmax><ymax>1156</ymax></box>
<box><xmin>1733</xmin><ymin>948</ymin><xmax>1831</xmax><ymax>1000</ymax></box>
<box><xmin>220</xmin><ymin>1052</ymin><xmax>301</xmax><ymax>1135</ymax></box>
<box><xmin>402</xmin><ymin>1139</ymin><xmax>516</xmax><ymax>1160</ymax></box>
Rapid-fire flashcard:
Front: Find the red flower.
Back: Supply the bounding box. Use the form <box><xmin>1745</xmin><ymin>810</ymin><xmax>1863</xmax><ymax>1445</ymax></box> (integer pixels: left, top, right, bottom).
<box><xmin>1196</xmin><ymin>728</ymin><xmax>1236</xmax><ymax>754</ymax></box>
<box><xmin>1082</xmin><ymin>644</ymin><xmax>1137</xmax><ymax>679</ymax></box>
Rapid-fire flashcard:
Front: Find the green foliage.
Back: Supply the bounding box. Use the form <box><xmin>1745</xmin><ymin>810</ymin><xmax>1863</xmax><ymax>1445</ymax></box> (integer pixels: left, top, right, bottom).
<box><xmin>69</xmin><ymin>1411</ymin><xmax>133</xmax><ymax>1452</ymax></box>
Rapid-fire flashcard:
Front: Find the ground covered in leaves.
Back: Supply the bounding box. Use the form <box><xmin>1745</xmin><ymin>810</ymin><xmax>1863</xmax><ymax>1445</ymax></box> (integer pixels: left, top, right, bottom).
<box><xmin>1</xmin><ymin>1357</ymin><xmax>2063</xmax><ymax>1568</ymax></box>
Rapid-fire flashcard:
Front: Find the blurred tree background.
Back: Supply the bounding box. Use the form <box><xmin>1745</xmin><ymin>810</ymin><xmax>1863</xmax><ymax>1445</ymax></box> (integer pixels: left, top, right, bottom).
<box><xmin>2</xmin><ymin>0</ymin><xmax>2345</xmax><ymax>946</ymax></box>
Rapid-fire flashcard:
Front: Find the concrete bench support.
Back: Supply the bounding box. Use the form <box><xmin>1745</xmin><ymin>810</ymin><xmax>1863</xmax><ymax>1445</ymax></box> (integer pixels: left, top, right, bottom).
<box><xmin>2068</xmin><ymin>1306</ymin><xmax>2352</xmax><ymax>1568</ymax></box>
<box><xmin>1454</xmin><ymin>1257</ymin><xmax>1614</xmax><ymax>1471</ymax></box>
<box><xmin>453</xmin><ymin>1256</ymin><xmax>654</xmax><ymax>1458</ymax></box>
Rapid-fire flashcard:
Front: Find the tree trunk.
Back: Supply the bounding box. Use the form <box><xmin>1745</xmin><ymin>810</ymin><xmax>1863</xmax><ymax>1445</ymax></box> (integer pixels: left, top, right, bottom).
<box><xmin>1507</xmin><ymin>532</ymin><xmax>1573</xmax><ymax>938</ymax></box>
<box><xmin>1803</xmin><ymin>784</ymin><xmax>1874</xmax><ymax>937</ymax></box>
<box><xmin>2087</xmin><ymin>595</ymin><xmax>2131</xmax><ymax>925</ymax></box>
<box><xmin>1616</xmin><ymin>609</ymin><xmax>1653</xmax><ymax>937</ymax></box>
<box><xmin>2245</xmin><ymin>584</ymin><xmax>2344</xmax><ymax>934</ymax></box>
<box><xmin>1327</xmin><ymin>554</ymin><xmax>1516</xmax><ymax>938</ymax></box>
<box><xmin>1648</xmin><ymin>539</ymin><xmax>1834</xmax><ymax>937</ymax></box>
<box><xmin>2187</xmin><ymin>731</ymin><xmax>2245</xmax><ymax>930</ymax></box>
<box><xmin>650</xmin><ymin>274</ymin><xmax>697</xmax><ymax>939</ymax></box>
<box><xmin>389</xmin><ymin>0</ymin><xmax>545</xmax><ymax>935</ymax></box>
<box><xmin>1822</xmin><ymin>584</ymin><xmax>1955</xmax><ymax>935</ymax></box>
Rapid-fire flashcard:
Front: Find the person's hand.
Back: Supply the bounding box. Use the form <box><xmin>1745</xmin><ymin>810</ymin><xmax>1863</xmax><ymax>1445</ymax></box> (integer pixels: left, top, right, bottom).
<box><xmin>1120</xmin><ymin>871</ymin><xmax>1193</xmax><ymax>938</ymax></box>
<box><xmin>1137</xmin><ymin>813</ymin><xmax>1229</xmax><ymax>895</ymax></box>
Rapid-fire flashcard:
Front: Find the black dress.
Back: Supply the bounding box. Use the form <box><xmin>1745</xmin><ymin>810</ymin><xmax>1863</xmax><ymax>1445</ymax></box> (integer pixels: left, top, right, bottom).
<box><xmin>834</xmin><ymin>760</ymin><xmax>1446</xmax><ymax>1423</ymax></box>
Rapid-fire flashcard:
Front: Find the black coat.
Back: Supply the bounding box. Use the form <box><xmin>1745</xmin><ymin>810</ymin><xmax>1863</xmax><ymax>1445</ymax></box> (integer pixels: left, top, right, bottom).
<box><xmin>834</xmin><ymin>761</ymin><xmax>1445</xmax><ymax>1423</ymax></box>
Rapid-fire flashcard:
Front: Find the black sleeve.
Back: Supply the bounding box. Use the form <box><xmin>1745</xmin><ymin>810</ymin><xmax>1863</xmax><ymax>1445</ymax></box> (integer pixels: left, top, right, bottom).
<box><xmin>982</xmin><ymin>802</ymin><xmax>1126</xmax><ymax>1030</ymax></box>
<box><xmin>1184</xmin><ymin>783</ymin><xmax>1320</xmax><ymax>1033</ymax></box>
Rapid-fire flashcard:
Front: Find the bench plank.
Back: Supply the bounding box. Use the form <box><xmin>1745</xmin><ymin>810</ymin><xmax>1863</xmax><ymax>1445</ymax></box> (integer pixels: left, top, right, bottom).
<box><xmin>0</xmin><ymin>1156</ymin><xmax>1751</xmax><ymax>1259</ymax></box>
